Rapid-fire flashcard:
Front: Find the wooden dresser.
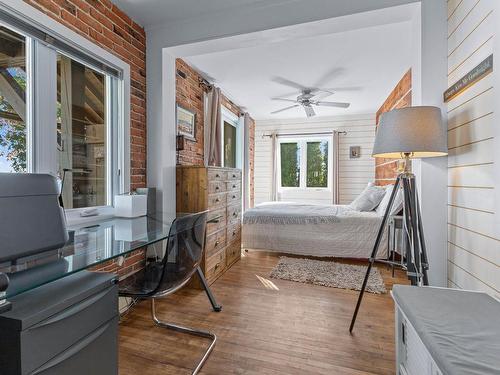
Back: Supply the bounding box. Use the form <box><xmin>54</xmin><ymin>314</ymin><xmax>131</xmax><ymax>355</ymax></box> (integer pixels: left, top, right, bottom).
<box><xmin>176</xmin><ymin>166</ymin><xmax>242</xmax><ymax>286</ymax></box>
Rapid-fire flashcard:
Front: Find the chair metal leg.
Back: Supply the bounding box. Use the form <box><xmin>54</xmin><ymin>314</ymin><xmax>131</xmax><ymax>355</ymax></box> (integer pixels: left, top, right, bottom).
<box><xmin>151</xmin><ymin>299</ymin><xmax>217</xmax><ymax>375</ymax></box>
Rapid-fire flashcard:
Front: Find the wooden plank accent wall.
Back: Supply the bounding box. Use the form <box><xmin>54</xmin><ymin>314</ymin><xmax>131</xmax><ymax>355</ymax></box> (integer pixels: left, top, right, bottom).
<box><xmin>254</xmin><ymin>114</ymin><xmax>376</xmax><ymax>205</ymax></box>
<box><xmin>447</xmin><ymin>0</ymin><xmax>499</xmax><ymax>299</ymax></box>
<box><xmin>374</xmin><ymin>69</ymin><xmax>412</xmax><ymax>186</ymax></box>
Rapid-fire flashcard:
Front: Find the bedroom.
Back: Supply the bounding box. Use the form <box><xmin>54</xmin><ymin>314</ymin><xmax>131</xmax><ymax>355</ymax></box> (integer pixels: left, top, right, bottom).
<box><xmin>0</xmin><ymin>1</ymin><xmax>498</xmax><ymax>375</ymax></box>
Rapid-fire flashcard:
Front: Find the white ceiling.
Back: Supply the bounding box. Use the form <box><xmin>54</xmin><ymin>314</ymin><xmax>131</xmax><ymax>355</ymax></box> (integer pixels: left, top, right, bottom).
<box><xmin>111</xmin><ymin>0</ymin><xmax>295</xmax><ymax>28</ymax></box>
<box><xmin>185</xmin><ymin>21</ymin><xmax>413</xmax><ymax>120</ymax></box>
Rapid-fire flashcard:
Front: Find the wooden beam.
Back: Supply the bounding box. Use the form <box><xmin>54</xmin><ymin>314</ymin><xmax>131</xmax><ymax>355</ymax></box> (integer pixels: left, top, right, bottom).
<box><xmin>0</xmin><ymin>109</ymin><xmax>23</xmax><ymax>122</ymax></box>
<box><xmin>0</xmin><ymin>68</ymin><xmax>25</xmax><ymax>122</ymax></box>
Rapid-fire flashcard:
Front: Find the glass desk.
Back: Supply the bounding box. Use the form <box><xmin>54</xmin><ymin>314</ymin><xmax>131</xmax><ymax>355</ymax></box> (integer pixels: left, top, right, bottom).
<box><xmin>0</xmin><ymin>214</ymin><xmax>175</xmax><ymax>300</ymax></box>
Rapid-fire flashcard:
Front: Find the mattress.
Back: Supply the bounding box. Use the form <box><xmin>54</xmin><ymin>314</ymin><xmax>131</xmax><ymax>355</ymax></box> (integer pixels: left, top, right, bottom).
<box><xmin>242</xmin><ymin>202</ymin><xmax>387</xmax><ymax>259</ymax></box>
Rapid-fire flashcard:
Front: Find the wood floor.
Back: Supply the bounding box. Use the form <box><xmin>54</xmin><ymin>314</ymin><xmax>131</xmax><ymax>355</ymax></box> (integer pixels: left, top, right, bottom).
<box><xmin>119</xmin><ymin>251</ymin><xmax>408</xmax><ymax>375</ymax></box>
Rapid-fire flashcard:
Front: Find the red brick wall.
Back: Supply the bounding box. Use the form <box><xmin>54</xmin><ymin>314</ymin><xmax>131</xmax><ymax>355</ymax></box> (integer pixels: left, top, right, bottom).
<box><xmin>176</xmin><ymin>59</ymin><xmax>205</xmax><ymax>165</ymax></box>
<box><xmin>25</xmin><ymin>0</ymin><xmax>147</xmax><ymax>191</ymax></box>
<box><xmin>375</xmin><ymin>69</ymin><xmax>412</xmax><ymax>186</ymax></box>
<box><xmin>24</xmin><ymin>0</ymin><xmax>147</xmax><ymax>277</ymax></box>
<box><xmin>176</xmin><ymin>58</ymin><xmax>256</xmax><ymax>206</ymax></box>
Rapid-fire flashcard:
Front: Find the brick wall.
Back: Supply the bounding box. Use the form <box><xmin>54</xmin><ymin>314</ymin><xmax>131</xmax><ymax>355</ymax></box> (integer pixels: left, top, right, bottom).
<box><xmin>176</xmin><ymin>58</ymin><xmax>256</xmax><ymax>207</ymax></box>
<box><xmin>25</xmin><ymin>0</ymin><xmax>147</xmax><ymax>191</ymax></box>
<box><xmin>176</xmin><ymin>58</ymin><xmax>205</xmax><ymax>165</ymax></box>
<box><xmin>24</xmin><ymin>0</ymin><xmax>147</xmax><ymax>277</ymax></box>
<box><xmin>374</xmin><ymin>69</ymin><xmax>412</xmax><ymax>186</ymax></box>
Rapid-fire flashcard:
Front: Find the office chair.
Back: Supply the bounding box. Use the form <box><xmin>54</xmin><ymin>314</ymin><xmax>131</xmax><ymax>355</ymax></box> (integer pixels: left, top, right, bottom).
<box><xmin>118</xmin><ymin>211</ymin><xmax>215</xmax><ymax>375</ymax></box>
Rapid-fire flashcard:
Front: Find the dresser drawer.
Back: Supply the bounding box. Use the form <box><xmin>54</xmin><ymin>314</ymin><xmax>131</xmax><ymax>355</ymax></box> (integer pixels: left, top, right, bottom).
<box><xmin>226</xmin><ymin>170</ymin><xmax>241</xmax><ymax>181</ymax></box>
<box><xmin>227</xmin><ymin>179</ymin><xmax>240</xmax><ymax>192</ymax></box>
<box><xmin>205</xmin><ymin>229</ymin><xmax>227</xmax><ymax>258</ymax></box>
<box><xmin>205</xmin><ymin>249</ymin><xmax>226</xmax><ymax>281</ymax></box>
<box><xmin>209</xmin><ymin>181</ymin><xmax>226</xmax><ymax>194</ymax></box>
<box><xmin>227</xmin><ymin>204</ymin><xmax>242</xmax><ymax>225</ymax></box>
<box><xmin>226</xmin><ymin>241</ymin><xmax>241</xmax><ymax>266</ymax></box>
<box><xmin>208</xmin><ymin>192</ymin><xmax>226</xmax><ymax>209</ymax></box>
<box><xmin>207</xmin><ymin>208</ymin><xmax>227</xmax><ymax>234</ymax></box>
<box><xmin>226</xmin><ymin>191</ymin><xmax>241</xmax><ymax>206</ymax></box>
<box><xmin>208</xmin><ymin>168</ymin><xmax>225</xmax><ymax>182</ymax></box>
<box><xmin>227</xmin><ymin>223</ymin><xmax>241</xmax><ymax>244</ymax></box>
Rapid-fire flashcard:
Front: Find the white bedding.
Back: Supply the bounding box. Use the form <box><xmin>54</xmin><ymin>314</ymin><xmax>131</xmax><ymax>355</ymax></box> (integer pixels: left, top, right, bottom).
<box><xmin>242</xmin><ymin>202</ymin><xmax>387</xmax><ymax>259</ymax></box>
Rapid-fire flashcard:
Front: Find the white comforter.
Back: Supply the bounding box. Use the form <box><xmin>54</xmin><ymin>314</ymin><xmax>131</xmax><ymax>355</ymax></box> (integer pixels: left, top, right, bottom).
<box><xmin>242</xmin><ymin>202</ymin><xmax>387</xmax><ymax>259</ymax></box>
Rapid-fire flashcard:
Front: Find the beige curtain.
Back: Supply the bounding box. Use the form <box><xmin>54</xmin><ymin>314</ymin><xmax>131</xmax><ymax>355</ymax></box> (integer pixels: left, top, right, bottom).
<box><xmin>332</xmin><ymin>131</ymin><xmax>340</xmax><ymax>204</ymax></box>
<box><xmin>242</xmin><ymin>113</ymin><xmax>251</xmax><ymax>210</ymax></box>
<box><xmin>270</xmin><ymin>132</ymin><xmax>279</xmax><ymax>201</ymax></box>
<box><xmin>204</xmin><ymin>87</ymin><xmax>222</xmax><ymax>166</ymax></box>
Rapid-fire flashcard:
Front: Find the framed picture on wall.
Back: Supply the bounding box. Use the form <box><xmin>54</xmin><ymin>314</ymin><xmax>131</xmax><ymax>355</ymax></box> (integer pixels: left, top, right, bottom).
<box><xmin>176</xmin><ymin>104</ymin><xmax>196</xmax><ymax>141</ymax></box>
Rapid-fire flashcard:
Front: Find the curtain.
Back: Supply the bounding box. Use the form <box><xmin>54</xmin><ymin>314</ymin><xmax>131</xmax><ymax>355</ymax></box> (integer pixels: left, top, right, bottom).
<box><xmin>270</xmin><ymin>132</ymin><xmax>279</xmax><ymax>201</ymax></box>
<box><xmin>204</xmin><ymin>87</ymin><xmax>222</xmax><ymax>166</ymax></box>
<box><xmin>242</xmin><ymin>113</ymin><xmax>251</xmax><ymax>210</ymax></box>
<box><xmin>332</xmin><ymin>131</ymin><xmax>340</xmax><ymax>204</ymax></box>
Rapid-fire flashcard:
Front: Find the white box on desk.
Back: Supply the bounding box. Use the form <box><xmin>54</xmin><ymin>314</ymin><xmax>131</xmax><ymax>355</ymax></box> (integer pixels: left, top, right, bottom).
<box><xmin>114</xmin><ymin>194</ymin><xmax>147</xmax><ymax>218</ymax></box>
<box><xmin>114</xmin><ymin>216</ymin><xmax>148</xmax><ymax>241</ymax></box>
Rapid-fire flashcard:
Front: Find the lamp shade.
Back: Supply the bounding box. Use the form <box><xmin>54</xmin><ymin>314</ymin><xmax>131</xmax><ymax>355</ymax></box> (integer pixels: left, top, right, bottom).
<box><xmin>372</xmin><ymin>106</ymin><xmax>447</xmax><ymax>158</ymax></box>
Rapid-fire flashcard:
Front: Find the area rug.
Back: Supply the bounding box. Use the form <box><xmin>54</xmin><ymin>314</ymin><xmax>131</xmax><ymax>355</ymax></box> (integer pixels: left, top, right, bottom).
<box><xmin>270</xmin><ymin>257</ymin><xmax>387</xmax><ymax>294</ymax></box>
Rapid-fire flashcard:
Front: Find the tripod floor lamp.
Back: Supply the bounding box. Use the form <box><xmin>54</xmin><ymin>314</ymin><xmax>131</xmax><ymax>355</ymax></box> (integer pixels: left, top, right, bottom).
<box><xmin>349</xmin><ymin>106</ymin><xmax>447</xmax><ymax>333</ymax></box>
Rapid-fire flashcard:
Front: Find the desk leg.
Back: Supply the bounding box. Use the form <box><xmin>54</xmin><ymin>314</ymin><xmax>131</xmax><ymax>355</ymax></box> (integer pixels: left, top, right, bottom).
<box><xmin>0</xmin><ymin>273</ymin><xmax>12</xmax><ymax>313</ymax></box>
<box><xmin>196</xmin><ymin>267</ymin><xmax>222</xmax><ymax>312</ymax></box>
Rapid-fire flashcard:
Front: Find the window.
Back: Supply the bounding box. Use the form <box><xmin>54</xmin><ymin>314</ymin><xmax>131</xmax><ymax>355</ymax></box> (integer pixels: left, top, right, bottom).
<box><xmin>57</xmin><ymin>54</ymin><xmax>111</xmax><ymax>209</ymax></box>
<box><xmin>0</xmin><ymin>11</ymin><xmax>127</xmax><ymax>215</ymax></box>
<box><xmin>279</xmin><ymin>137</ymin><xmax>331</xmax><ymax>189</ymax></box>
<box><xmin>0</xmin><ymin>26</ymin><xmax>28</xmax><ymax>173</ymax></box>
<box><xmin>221</xmin><ymin>107</ymin><xmax>242</xmax><ymax>168</ymax></box>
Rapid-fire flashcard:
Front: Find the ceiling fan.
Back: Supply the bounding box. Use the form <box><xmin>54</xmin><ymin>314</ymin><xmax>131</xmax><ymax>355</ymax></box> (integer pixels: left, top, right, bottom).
<box><xmin>271</xmin><ymin>76</ymin><xmax>351</xmax><ymax>118</ymax></box>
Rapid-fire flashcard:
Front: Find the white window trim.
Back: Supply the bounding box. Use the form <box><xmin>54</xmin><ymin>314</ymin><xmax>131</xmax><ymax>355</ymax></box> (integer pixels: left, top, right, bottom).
<box><xmin>220</xmin><ymin>106</ymin><xmax>242</xmax><ymax>169</ymax></box>
<box><xmin>1</xmin><ymin>0</ymin><xmax>132</xmax><ymax>225</ymax></box>
<box><xmin>278</xmin><ymin>136</ymin><xmax>332</xmax><ymax>191</ymax></box>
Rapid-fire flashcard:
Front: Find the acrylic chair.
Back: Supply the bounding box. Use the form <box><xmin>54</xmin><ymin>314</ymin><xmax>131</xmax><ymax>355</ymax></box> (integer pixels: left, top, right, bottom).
<box><xmin>118</xmin><ymin>211</ymin><xmax>215</xmax><ymax>375</ymax></box>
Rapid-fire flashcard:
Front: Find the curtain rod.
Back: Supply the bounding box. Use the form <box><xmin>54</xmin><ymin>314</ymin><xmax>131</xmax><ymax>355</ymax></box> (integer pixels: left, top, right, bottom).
<box><xmin>262</xmin><ymin>130</ymin><xmax>347</xmax><ymax>138</ymax></box>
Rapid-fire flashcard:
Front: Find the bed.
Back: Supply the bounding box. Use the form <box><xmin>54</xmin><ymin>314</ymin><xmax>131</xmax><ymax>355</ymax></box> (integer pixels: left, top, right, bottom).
<box><xmin>242</xmin><ymin>202</ymin><xmax>388</xmax><ymax>259</ymax></box>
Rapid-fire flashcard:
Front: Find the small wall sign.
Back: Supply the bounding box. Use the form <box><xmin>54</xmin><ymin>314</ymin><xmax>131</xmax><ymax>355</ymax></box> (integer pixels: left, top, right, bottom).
<box><xmin>350</xmin><ymin>146</ymin><xmax>361</xmax><ymax>159</ymax></box>
<box><xmin>176</xmin><ymin>104</ymin><xmax>196</xmax><ymax>141</ymax></box>
<box><xmin>444</xmin><ymin>54</ymin><xmax>493</xmax><ymax>102</ymax></box>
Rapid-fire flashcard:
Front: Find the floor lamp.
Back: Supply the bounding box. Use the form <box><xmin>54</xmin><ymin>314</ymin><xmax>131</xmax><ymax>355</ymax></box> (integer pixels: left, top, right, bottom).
<box><xmin>349</xmin><ymin>106</ymin><xmax>447</xmax><ymax>333</ymax></box>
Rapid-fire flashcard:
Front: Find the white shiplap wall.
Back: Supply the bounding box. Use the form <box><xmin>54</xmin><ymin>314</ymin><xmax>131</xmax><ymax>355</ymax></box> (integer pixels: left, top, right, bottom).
<box><xmin>254</xmin><ymin>114</ymin><xmax>376</xmax><ymax>205</ymax></box>
<box><xmin>447</xmin><ymin>0</ymin><xmax>500</xmax><ymax>298</ymax></box>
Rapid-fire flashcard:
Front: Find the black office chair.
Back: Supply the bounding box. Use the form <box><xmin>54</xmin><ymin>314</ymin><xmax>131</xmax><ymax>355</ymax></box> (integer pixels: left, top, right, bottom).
<box><xmin>118</xmin><ymin>211</ymin><xmax>216</xmax><ymax>375</ymax></box>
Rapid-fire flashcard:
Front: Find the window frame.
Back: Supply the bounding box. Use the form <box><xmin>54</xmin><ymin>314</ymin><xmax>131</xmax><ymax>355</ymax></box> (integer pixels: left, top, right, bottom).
<box><xmin>0</xmin><ymin>2</ymin><xmax>131</xmax><ymax>224</ymax></box>
<box><xmin>278</xmin><ymin>136</ymin><xmax>332</xmax><ymax>191</ymax></box>
<box><xmin>220</xmin><ymin>106</ymin><xmax>242</xmax><ymax>169</ymax></box>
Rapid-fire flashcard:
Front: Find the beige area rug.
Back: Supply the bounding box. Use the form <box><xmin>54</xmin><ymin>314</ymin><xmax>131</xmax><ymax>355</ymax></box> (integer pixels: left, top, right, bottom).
<box><xmin>270</xmin><ymin>257</ymin><xmax>387</xmax><ymax>294</ymax></box>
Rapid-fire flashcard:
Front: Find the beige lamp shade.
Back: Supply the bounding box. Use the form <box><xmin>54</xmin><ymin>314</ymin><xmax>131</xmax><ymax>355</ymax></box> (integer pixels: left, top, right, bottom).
<box><xmin>372</xmin><ymin>106</ymin><xmax>448</xmax><ymax>158</ymax></box>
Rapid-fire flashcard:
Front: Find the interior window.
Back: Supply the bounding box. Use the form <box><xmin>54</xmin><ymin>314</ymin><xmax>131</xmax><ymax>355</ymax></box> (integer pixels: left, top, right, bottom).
<box><xmin>57</xmin><ymin>54</ymin><xmax>108</xmax><ymax>209</ymax></box>
<box><xmin>306</xmin><ymin>140</ymin><xmax>328</xmax><ymax>188</ymax></box>
<box><xmin>0</xmin><ymin>26</ymin><xmax>27</xmax><ymax>173</ymax></box>
<box><xmin>223</xmin><ymin>120</ymin><xmax>237</xmax><ymax>168</ymax></box>
<box><xmin>280</xmin><ymin>142</ymin><xmax>301</xmax><ymax>187</ymax></box>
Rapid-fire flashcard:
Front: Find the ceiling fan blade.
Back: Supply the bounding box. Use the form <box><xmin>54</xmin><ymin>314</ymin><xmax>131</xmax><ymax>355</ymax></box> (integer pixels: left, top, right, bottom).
<box><xmin>272</xmin><ymin>76</ymin><xmax>307</xmax><ymax>91</ymax></box>
<box><xmin>315</xmin><ymin>101</ymin><xmax>350</xmax><ymax>108</ymax></box>
<box><xmin>304</xmin><ymin>105</ymin><xmax>315</xmax><ymax>117</ymax></box>
<box><xmin>271</xmin><ymin>104</ymin><xmax>300</xmax><ymax>114</ymax></box>
<box><xmin>271</xmin><ymin>97</ymin><xmax>298</xmax><ymax>103</ymax></box>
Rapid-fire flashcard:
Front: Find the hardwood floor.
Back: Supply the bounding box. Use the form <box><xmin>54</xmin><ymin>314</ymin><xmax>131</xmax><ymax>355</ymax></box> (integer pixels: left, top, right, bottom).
<box><xmin>119</xmin><ymin>251</ymin><xmax>408</xmax><ymax>375</ymax></box>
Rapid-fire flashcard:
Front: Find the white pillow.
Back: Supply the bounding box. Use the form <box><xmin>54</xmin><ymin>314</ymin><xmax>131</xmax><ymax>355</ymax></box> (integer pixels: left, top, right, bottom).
<box><xmin>376</xmin><ymin>184</ymin><xmax>404</xmax><ymax>216</ymax></box>
<box><xmin>349</xmin><ymin>182</ymin><xmax>386</xmax><ymax>212</ymax></box>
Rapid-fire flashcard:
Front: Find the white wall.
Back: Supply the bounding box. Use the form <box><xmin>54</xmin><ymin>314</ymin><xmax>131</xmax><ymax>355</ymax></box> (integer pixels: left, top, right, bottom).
<box><xmin>446</xmin><ymin>0</ymin><xmax>500</xmax><ymax>299</ymax></box>
<box><xmin>254</xmin><ymin>115</ymin><xmax>375</xmax><ymax>205</ymax></box>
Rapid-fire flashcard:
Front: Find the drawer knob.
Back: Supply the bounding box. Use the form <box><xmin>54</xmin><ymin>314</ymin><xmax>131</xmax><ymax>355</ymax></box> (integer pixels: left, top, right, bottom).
<box><xmin>215</xmin><ymin>263</ymin><xmax>219</xmax><ymax>269</ymax></box>
<box><xmin>232</xmin><ymin>174</ymin><xmax>236</xmax><ymax>178</ymax></box>
<box><xmin>215</xmin><ymin>186</ymin><xmax>220</xmax><ymax>190</ymax></box>
<box><xmin>216</xmin><ymin>174</ymin><xmax>220</xmax><ymax>177</ymax></box>
<box><xmin>232</xmin><ymin>231</ymin><xmax>236</xmax><ymax>236</ymax></box>
<box><xmin>232</xmin><ymin>195</ymin><xmax>236</xmax><ymax>199</ymax></box>
<box><xmin>233</xmin><ymin>212</ymin><xmax>237</xmax><ymax>217</ymax></box>
<box><xmin>215</xmin><ymin>241</ymin><xmax>220</xmax><ymax>247</ymax></box>
<box><xmin>232</xmin><ymin>184</ymin><xmax>236</xmax><ymax>188</ymax></box>
<box><xmin>215</xmin><ymin>198</ymin><xmax>220</xmax><ymax>202</ymax></box>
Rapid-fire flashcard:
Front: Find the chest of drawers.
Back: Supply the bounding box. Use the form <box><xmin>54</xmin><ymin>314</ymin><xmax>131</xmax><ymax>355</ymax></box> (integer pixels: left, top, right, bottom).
<box><xmin>176</xmin><ymin>166</ymin><xmax>242</xmax><ymax>285</ymax></box>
